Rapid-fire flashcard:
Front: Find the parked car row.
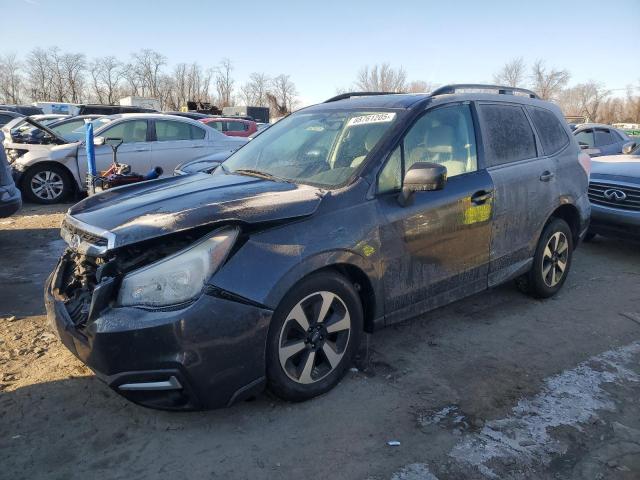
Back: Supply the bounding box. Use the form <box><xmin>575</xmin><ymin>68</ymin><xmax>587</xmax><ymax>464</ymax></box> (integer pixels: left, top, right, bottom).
<box><xmin>572</xmin><ymin>123</ymin><xmax>636</xmax><ymax>157</ymax></box>
<box><xmin>3</xmin><ymin>113</ymin><xmax>247</xmax><ymax>203</ymax></box>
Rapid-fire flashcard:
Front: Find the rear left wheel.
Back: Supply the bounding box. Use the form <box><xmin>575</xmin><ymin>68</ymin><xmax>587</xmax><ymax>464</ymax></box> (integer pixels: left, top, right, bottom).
<box><xmin>517</xmin><ymin>217</ymin><xmax>573</xmax><ymax>298</ymax></box>
<box><xmin>266</xmin><ymin>271</ymin><xmax>363</xmax><ymax>402</ymax></box>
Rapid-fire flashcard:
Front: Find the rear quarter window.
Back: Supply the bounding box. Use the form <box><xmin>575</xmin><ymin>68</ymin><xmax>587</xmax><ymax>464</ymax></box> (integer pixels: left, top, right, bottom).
<box><xmin>528</xmin><ymin>106</ymin><xmax>569</xmax><ymax>155</ymax></box>
<box><xmin>478</xmin><ymin>104</ymin><xmax>537</xmax><ymax>166</ymax></box>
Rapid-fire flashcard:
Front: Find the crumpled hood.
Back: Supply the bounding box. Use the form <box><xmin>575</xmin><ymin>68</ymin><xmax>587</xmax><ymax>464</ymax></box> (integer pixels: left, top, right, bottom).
<box><xmin>591</xmin><ymin>156</ymin><xmax>640</xmax><ymax>181</ymax></box>
<box><xmin>67</xmin><ymin>172</ymin><xmax>324</xmax><ymax>248</ymax></box>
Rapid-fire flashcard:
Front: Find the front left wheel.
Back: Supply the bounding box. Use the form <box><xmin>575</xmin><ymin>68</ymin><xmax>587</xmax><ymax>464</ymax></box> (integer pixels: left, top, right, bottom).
<box><xmin>21</xmin><ymin>164</ymin><xmax>73</xmax><ymax>204</ymax></box>
<box><xmin>266</xmin><ymin>271</ymin><xmax>363</xmax><ymax>402</ymax></box>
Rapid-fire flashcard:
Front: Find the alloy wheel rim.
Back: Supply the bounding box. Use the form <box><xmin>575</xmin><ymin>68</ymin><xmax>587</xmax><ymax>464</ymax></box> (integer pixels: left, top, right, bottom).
<box><xmin>542</xmin><ymin>231</ymin><xmax>569</xmax><ymax>287</ymax></box>
<box><xmin>31</xmin><ymin>171</ymin><xmax>64</xmax><ymax>200</ymax></box>
<box><xmin>278</xmin><ymin>291</ymin><xmax>351</xmax><ymax>385</ymax></box>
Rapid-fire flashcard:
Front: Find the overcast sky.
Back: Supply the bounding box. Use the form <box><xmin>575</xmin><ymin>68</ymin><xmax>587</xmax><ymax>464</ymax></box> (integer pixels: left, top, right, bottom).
<box><xmin>1</xmin><ymin>0</ymin><xmax>639</xmax><ymax>105</ymax></box>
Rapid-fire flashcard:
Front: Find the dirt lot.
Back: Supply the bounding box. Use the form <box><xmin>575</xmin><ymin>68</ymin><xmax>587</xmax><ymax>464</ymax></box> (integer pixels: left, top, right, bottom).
<box><xmin>1</xmin><ymin>203</ymin><xmax>639</xmax><ymax>480</ymax></box>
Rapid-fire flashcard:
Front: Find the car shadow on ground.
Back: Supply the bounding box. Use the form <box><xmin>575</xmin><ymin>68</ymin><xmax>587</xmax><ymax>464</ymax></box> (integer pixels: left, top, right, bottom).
<box><xmin>0</xmin><ymin>227</ymin><xmax>64</xmax><ymax>318</ymax></box>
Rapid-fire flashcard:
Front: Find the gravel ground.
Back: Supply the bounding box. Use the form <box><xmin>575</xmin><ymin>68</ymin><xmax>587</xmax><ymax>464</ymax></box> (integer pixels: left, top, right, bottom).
<box><xmin>1</xmin><ymin>203</ymin><xmax>639</xmax><ymax>480</ymax></box>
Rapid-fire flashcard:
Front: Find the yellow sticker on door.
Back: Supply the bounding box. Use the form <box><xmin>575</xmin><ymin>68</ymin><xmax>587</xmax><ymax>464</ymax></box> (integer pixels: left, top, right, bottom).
<box><xmin>461</xmin><ymin>197</ymin><xmax>492</xmax><ymax>225</ymax></box>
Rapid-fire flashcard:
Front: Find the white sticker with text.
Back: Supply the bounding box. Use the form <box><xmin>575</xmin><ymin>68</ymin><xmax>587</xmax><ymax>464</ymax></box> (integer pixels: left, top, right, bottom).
<box><xmin>347</xmin><ymin>112</ymin><xmax>396</xmax><ymax>127</ymax></box>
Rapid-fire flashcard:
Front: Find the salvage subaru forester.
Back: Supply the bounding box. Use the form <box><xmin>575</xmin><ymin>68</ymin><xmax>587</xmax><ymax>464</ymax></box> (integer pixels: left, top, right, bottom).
<box><xmin>46</xmin><ymin>85</ymin><xmax>591</xmax><ymax>410</ymax></box>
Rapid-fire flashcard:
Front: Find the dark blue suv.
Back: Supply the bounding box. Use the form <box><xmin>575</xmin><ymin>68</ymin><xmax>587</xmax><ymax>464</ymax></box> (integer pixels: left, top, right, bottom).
<box><xmin>45</xmin><ymin>85</ymin><xmax>590</xmax><ymax>410</ymax></box>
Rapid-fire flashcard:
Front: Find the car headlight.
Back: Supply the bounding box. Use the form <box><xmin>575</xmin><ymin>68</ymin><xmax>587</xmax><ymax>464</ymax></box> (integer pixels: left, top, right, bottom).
<box><xmin>116</xmin><ymin>226</ymin><xmax>239</xmax><ymax>308</ymax></box>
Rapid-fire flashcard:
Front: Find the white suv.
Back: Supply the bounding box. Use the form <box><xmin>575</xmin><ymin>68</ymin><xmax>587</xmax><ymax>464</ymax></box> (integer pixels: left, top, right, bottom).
<box><xmin>3</xmin><ymin>113</ymin><xmax>246</xmax><ymax>204</ymax></box>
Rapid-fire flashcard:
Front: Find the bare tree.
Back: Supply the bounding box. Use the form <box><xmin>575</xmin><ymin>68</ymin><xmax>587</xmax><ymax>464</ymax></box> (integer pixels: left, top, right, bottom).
<box><xmin>575</xmin><ymin>81</ymin><xmax>609</xmax><ymax>122</ymax></box>
<box><xmin>493</xmin><ymin>57</ymin><xmax>526</xmax><ymax>87</ymax></box>
<box><xmin>598</xmin><ymin>97</ymin><xmax>625</xmax><ymax>124</ymax></box>
<box><xmin>169</xmin><ymin>62</ymin><xmax>213</xmax><ymax>110</ymax></box>
<box><xmin>355</xmin><ymin>63</ymin><xmax>407</xmax><ymax>92</ymax></box>
<box><xmin>625</xmin><ymin>83</ymin><xmax>640</xmax><ymax>123</ymax></box>
<box><xmin>406</xmin><ymin>80</ymin><xmax>433</xmax><ymax>93</ymax></box>
<box><xmin>530</xmin><ymin>60</ymin><xmax>570</xmax><ymax>100</ymax></box>
<box><xmin>240</xmin><ymin>72</ymin><xmax>270</xmax><ymax>107</ymax></box>
<box><xmin>90</xmin><ymin>56</ymin><xmax>122</xmax><ymax>104</ymax></box>
<box><xmin>215</xmin><ymin>58</ymin><xmax>234</xmax><ymax>107</ymax></box>
<box><xmin>47</xmin><ymin>47</ymin><xmax>68</xmax><ymax>102</ymax></box>
<box><xmin>559</xmin><ymin>81</ymin><xmax>610</xmax><ymax>122</ymax></box>
<box><xmin>0</xmin><ymin>53</ymin><xmax>23</xmax><ymax>104</ymax></box>
<box><xmin>121</xmin><ymin>61</ymin><xmax>141</xmax><ymax>97</ymax></box>
<box><xmin>131</xmin><ymin>49</ymin><xmax>167</xmax><ymax>97</ymax></box>
<box><xmin>268</xmin><ymin>74</ymin><xmax>298</xmax><ymax>115</ymax></box>
<box><xmin>62</xmin><ymin>52</ymin><xmax>86</xmax><ymax>103</ymax></box>
<box><xmin>25</xmin><ymin>47</ymin><xmax>53</xmax><ymax>101</ymax></box>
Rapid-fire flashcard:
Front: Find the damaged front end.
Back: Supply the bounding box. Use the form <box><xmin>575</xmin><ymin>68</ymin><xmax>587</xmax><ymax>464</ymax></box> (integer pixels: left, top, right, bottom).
<box><xmin>54</xmin><ymin>218</ymin><xmax>236</xmax><ymax>327</ymax></box>
<box><xmin>46</xmin><ymin>215</ymin><xmax>272</xmax><ymax>410</ymax></box>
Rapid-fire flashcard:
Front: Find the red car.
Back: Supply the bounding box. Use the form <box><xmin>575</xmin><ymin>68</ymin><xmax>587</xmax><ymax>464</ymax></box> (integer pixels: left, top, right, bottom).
<box><xmin>200</xmin><ymin>117</ymin><xmax>258</xmax><ymax>137</ymax></box>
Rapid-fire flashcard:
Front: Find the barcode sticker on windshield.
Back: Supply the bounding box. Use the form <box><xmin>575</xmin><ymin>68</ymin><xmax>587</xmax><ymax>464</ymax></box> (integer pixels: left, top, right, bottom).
<box><xmin>347</xmin><ymin>113</ymin><xmax>396</xmax><ymax>127</ymax></box>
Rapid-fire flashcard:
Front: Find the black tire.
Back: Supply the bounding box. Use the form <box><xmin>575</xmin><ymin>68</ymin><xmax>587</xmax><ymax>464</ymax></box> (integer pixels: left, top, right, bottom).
<box><xmin>21</xmin><ymin>164</ymin><xmax>73</xmax><ymax>204</ymax></box>
<box><xmin>516</xmin><ymin>217</ymin><xmax>574</xmax><ymax>298</ymax></box>
<box><xmin>583</xmin><ymin>231</ymin><xmax>597</xmax><ymax>242</ymax></box>
<box><xmin>266</xmin><ymin>271</ymin><xmax>363</xmax><ymax>402</ymax></box>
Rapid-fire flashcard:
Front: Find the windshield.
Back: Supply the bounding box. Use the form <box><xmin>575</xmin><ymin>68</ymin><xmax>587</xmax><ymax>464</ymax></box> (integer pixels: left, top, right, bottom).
<box><xmin>221</xmin><ymin>110</ymin><xmax>398</xmax><ymax>187</ymax></box>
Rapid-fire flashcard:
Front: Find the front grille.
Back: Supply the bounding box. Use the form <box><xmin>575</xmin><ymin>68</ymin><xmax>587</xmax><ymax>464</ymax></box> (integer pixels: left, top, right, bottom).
<box><xmin>588</xmin><ymin>182</ymin><xmax>640</xmax><ymax>212</ymax></box>
<box><xmin>62</xmin><ymin>219</ymin><xmax>108</xmax><ymax>247</ymax></box>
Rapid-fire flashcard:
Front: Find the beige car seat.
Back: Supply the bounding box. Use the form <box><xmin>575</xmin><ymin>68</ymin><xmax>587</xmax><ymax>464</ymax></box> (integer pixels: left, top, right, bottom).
<box><xmin>407</xmin><ymin>124</ymin><xmax>467</xmax><ymax>176</ymax></box>
<box><xmin>350</xmin><ymin>129</ymin><xmax>384</xmax><ymax>168</ymax></box>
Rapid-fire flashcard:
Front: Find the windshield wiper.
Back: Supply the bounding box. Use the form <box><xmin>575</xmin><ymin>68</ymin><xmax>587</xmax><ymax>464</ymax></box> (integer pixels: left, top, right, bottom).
<box><xmin>232</xmin><ymin>169</ymin><xmax>289</xmax><ymax>182</ymax></box>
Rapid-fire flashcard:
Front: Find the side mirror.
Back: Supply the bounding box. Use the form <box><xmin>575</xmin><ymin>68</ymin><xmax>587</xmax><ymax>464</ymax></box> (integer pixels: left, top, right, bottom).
<box><xmin>622</xmin><ymin>142</ymin><xmax>636</xmax><ymax>155</ymax></box>
<box><xmin>93</xmin><ymin>136</ymin><xmax>105</xmax><ymax>146</ymax></box>
<box><xmin>398</xmin><ymin>162</ymin><xmax>447</xmax><ymax>207</ymax></box>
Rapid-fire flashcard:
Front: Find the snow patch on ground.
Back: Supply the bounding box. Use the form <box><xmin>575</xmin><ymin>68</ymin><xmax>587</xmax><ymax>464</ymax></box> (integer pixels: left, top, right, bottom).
<box><xmin>390</xmin><ymin>463</ymin><xmax>439</xmax><ymax>480</ymax></box>
<box><xmin>450</xmin><ymin>341</ymin><xmax>640</xmax><ymax>477</ymax></box>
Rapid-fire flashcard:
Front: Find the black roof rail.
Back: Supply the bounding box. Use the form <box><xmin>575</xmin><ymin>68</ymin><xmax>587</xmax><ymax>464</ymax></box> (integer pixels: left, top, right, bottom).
<box><xmin>323</xmin><ymin>91</ymin><xmax>400</xmax><ymax>103</ymax></box>
<box><xmin>430</xmin><ymin>84</ymin><xmax>539</xmax><ymax>99</ymax></box>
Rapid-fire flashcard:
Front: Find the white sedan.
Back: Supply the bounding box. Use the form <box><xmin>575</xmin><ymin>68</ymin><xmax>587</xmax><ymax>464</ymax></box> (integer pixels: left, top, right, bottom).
<box><xmin>4</xmin><ymin>113</ymin><xmax>246</xmax><ymax>204</ymax></box>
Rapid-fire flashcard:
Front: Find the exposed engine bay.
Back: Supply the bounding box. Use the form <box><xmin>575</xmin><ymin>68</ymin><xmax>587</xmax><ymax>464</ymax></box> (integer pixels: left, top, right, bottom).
<box><xmin>54</xmin><ymin>229</ymin><xmax>212</xmax><ymax>327</ymax></box>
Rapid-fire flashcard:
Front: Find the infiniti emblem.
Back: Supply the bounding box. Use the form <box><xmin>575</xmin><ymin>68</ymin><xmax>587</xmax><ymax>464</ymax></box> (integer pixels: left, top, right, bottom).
<box><xmin>69</xmin><ymin>234</ymin><xmax>82</xmax><ymax>249</ymax></box>
<box><xmin>603</xmin><ymin>189</ymin><xmax>627</xmax><ymax>202</ymax></box>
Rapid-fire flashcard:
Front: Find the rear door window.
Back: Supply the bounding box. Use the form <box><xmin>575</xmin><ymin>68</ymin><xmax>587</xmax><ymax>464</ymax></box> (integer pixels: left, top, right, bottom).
<box><xmin>226</xmin><ymin>121</ymin><xmax>247</xmax><ymax>132</ymax></box>
<box><xmin>594</xmin><ymin>129</ymin><xmax>614</xmax><ymax>146</ymax></box>
<box><xmin>155</xmin><ymin>120</ymin><xmax>193</xmax><ymax>142</ymax></box>
<box><xmin>478</xmin><ymin>104</ymin><xmax>537</xmax><ymax>166</ymax></box>
<box><xmin>100</xmin><ymin>120</ymin><xmax>148</xmax><ymax>143</ymax></box>
<box><xmin>528</xmin><ymin>106</ymin><xmax>569</xmax><ymax>155</ymax></box>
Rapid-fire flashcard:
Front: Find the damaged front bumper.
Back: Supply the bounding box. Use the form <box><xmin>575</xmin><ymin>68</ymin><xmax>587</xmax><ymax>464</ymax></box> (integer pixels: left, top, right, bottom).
<box><xmin>44</xmin><ymin>261</ymin><xmax>273</xmax><ymax>410</ymax></box>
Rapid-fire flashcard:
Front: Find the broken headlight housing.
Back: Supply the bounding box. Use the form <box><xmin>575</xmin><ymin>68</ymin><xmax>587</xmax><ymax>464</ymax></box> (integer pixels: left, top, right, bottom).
<box><xmin>116</xmin><ymin>226</ymin><xmax>239</xmax><ymax>308</ymax></box>
<box><xmin>5</xmin><ymin>148</ymin><xmax>27</xmax><ymax>164</ymax></box>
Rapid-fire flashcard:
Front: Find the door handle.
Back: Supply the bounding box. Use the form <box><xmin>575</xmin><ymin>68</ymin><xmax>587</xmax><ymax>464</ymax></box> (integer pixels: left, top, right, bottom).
<box><xmin>192</xmin><ymin>144</ymin><xmax>205</xmax><ymax>148</ymax></box>
<box><xmin>539</xmin><ymin>171</ymin><xmax>555</xmax><ymax>182</ymax></box>
<box><xmin>135</xmin><ymin>147</ymin><xmax>150</xmax><ymax>152</ymax></box>
<box><xmin>471</xmin><ymin>190</ymin><xmax>493</xmax><ymax>205</ymax></box>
